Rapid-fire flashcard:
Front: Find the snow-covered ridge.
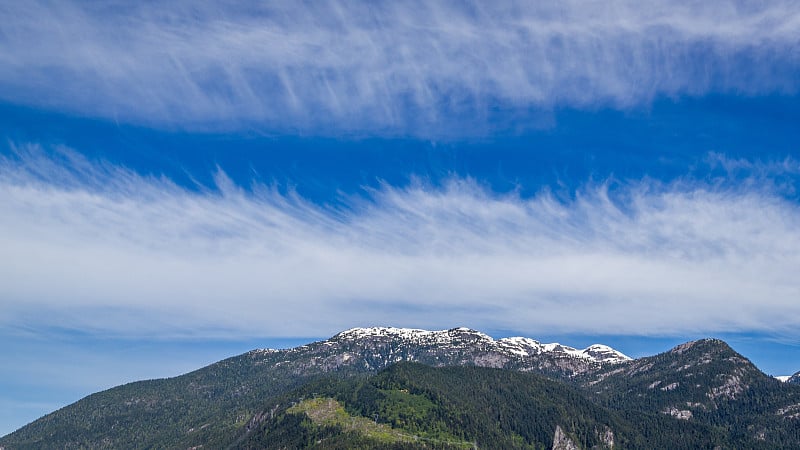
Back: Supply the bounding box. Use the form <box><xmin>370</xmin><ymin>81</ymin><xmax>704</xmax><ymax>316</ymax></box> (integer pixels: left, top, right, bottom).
<box><xmin>336</xmin><ymin>326</ymin><xmax>487</xmax><ymax>341</ymax></box>
<box><xmin>250</xmin><ymin>348</ymin><xmax>279</xmax><ymax>355</ymax></box>
<box><xmin>334</xmin><ymin>327</ymin><xmax>631</xmax><ymax>364</ymax></box>
<box><xmin>499</xmin><ymin>338</ymin><xmax>631</xmax><ymax>363</ymax></box>
<box><xmin>333</xmin><ymin>326</ymin><xmax>494</xmax><ymax>347</ymax></box>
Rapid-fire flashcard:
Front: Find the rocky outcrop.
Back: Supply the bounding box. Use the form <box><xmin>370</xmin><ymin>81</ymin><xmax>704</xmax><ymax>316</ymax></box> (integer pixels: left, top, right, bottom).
<box><xmin>552</xmin><ymin>425</ymin><xmax>580</xmax><ymax>450</ymax></box>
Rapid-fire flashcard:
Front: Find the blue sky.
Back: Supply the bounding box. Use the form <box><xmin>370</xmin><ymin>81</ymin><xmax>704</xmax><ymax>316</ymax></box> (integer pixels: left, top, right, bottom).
<box><xmin>2</xmin><ymin>0</ymin><xmax>800</xmax><ymax>436</ymax></box>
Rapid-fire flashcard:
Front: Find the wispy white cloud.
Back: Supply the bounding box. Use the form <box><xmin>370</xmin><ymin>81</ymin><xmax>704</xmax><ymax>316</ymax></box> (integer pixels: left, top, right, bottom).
<box><xmin>0</xmin><ymin>1</ymin><xmax>798</xmax><ymax>134</ymax></box>
<box><xmin>2</xmin><ymin>144</ymin><xmax>799</xmax><ymax>338</ymax></box>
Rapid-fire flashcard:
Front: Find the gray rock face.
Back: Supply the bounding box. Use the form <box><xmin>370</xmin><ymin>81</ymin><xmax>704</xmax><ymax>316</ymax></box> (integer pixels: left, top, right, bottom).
<box><xmin>552</xmin><ymin>425</ymin><xmax>580</xmax><ymax>450</ymax></box>
<box><xmin>663</xmin><ymin>406</ymin><xmax>693</xmax><ymax>420</ymax></box>
<box><xmin>597</xmin><ymin>425</ymin><xmax>615</xmax><ymax>448</ymax></box>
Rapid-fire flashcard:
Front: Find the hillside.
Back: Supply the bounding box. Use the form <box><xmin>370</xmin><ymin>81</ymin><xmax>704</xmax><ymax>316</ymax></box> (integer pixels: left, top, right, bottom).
<box><xmin>2</xmin><ymin>328</ymin><xmax>799</xmax><ymax>449</ymax></box>
<box><xmin>581</xmin><ymin>339</ymin><xmax>800</xmax><ymax>447</ymax></box>
<box><xmin>239</xmin><ymin>363</ymin><xmax>727</xmax><ymax>449</ymax></box>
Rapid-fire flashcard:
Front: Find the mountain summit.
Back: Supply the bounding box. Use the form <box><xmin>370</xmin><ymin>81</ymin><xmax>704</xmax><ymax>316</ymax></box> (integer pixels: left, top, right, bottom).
<box><xmin>328</xmin><ymin>326</ymin><xmax>631</xmax><ymax>367</ymax></box>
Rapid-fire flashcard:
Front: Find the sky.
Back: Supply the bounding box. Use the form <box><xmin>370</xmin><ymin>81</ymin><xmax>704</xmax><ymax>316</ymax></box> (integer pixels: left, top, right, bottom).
<box><xmin>1</xmin><ymin>0</ymin><xmax>800</xmax><ymax>436</ymax></box>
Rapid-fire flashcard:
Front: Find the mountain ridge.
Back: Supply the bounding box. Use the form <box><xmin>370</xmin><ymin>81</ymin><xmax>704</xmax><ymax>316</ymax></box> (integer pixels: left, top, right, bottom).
<box><xmin>327</xmin><ymin>326</ymin><xmax>631</xmax><ymax>364</ymax></box>
<box><xmin>2</xmin><ymin>327</ymin><xmax>799</xmax><ymax>449</ymax></box>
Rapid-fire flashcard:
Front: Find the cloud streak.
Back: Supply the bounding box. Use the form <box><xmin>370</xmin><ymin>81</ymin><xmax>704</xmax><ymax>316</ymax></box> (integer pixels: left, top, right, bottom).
<box><xmin>2</xmin><ymin>144</ymin><xmax>799</xmax><ymax>338</ymax></box>
<box><xmin>1</xmin><ymin>1</ymin><xmax>798</xmax><ymax>134</ymax></box>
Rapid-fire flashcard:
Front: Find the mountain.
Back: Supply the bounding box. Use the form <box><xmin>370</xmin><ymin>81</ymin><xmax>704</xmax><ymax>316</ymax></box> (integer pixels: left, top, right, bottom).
<box><xmin>2</xmin><ymin>328</ymin><xmax>799</xmax><ymax>449</ymax></box>
<box><xmin>0</xmin><ymin>327</ymin><xmax>628</xmax><ymax>449</ymax></box>
<box><xmin>787</xmin><ymin>371</ymin><xmax>800</xmax><ymax>384</ymax></box>
<box><xmin>581</xmin><ymin>339</ymin><xmax>800</xmax><ymax>446</ymax></box>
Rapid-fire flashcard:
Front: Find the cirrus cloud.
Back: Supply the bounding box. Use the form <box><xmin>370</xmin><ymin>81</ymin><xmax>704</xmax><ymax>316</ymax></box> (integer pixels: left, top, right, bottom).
<box><xmin>0</xmin><ymin>1</ymin><xmax>798</xmax><ymax>134</ymax></box>
<box><xmin>1</xmin><ymin>144</ymin><xmax>799</xmax><ymax>338</ymax></box>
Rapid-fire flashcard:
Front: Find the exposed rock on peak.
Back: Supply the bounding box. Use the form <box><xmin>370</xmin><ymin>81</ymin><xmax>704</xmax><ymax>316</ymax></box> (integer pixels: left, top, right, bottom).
<box><xmin>669</xmin><ymin>338</ymin><xmax>730</xmax><ymax>355</ymax></box>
